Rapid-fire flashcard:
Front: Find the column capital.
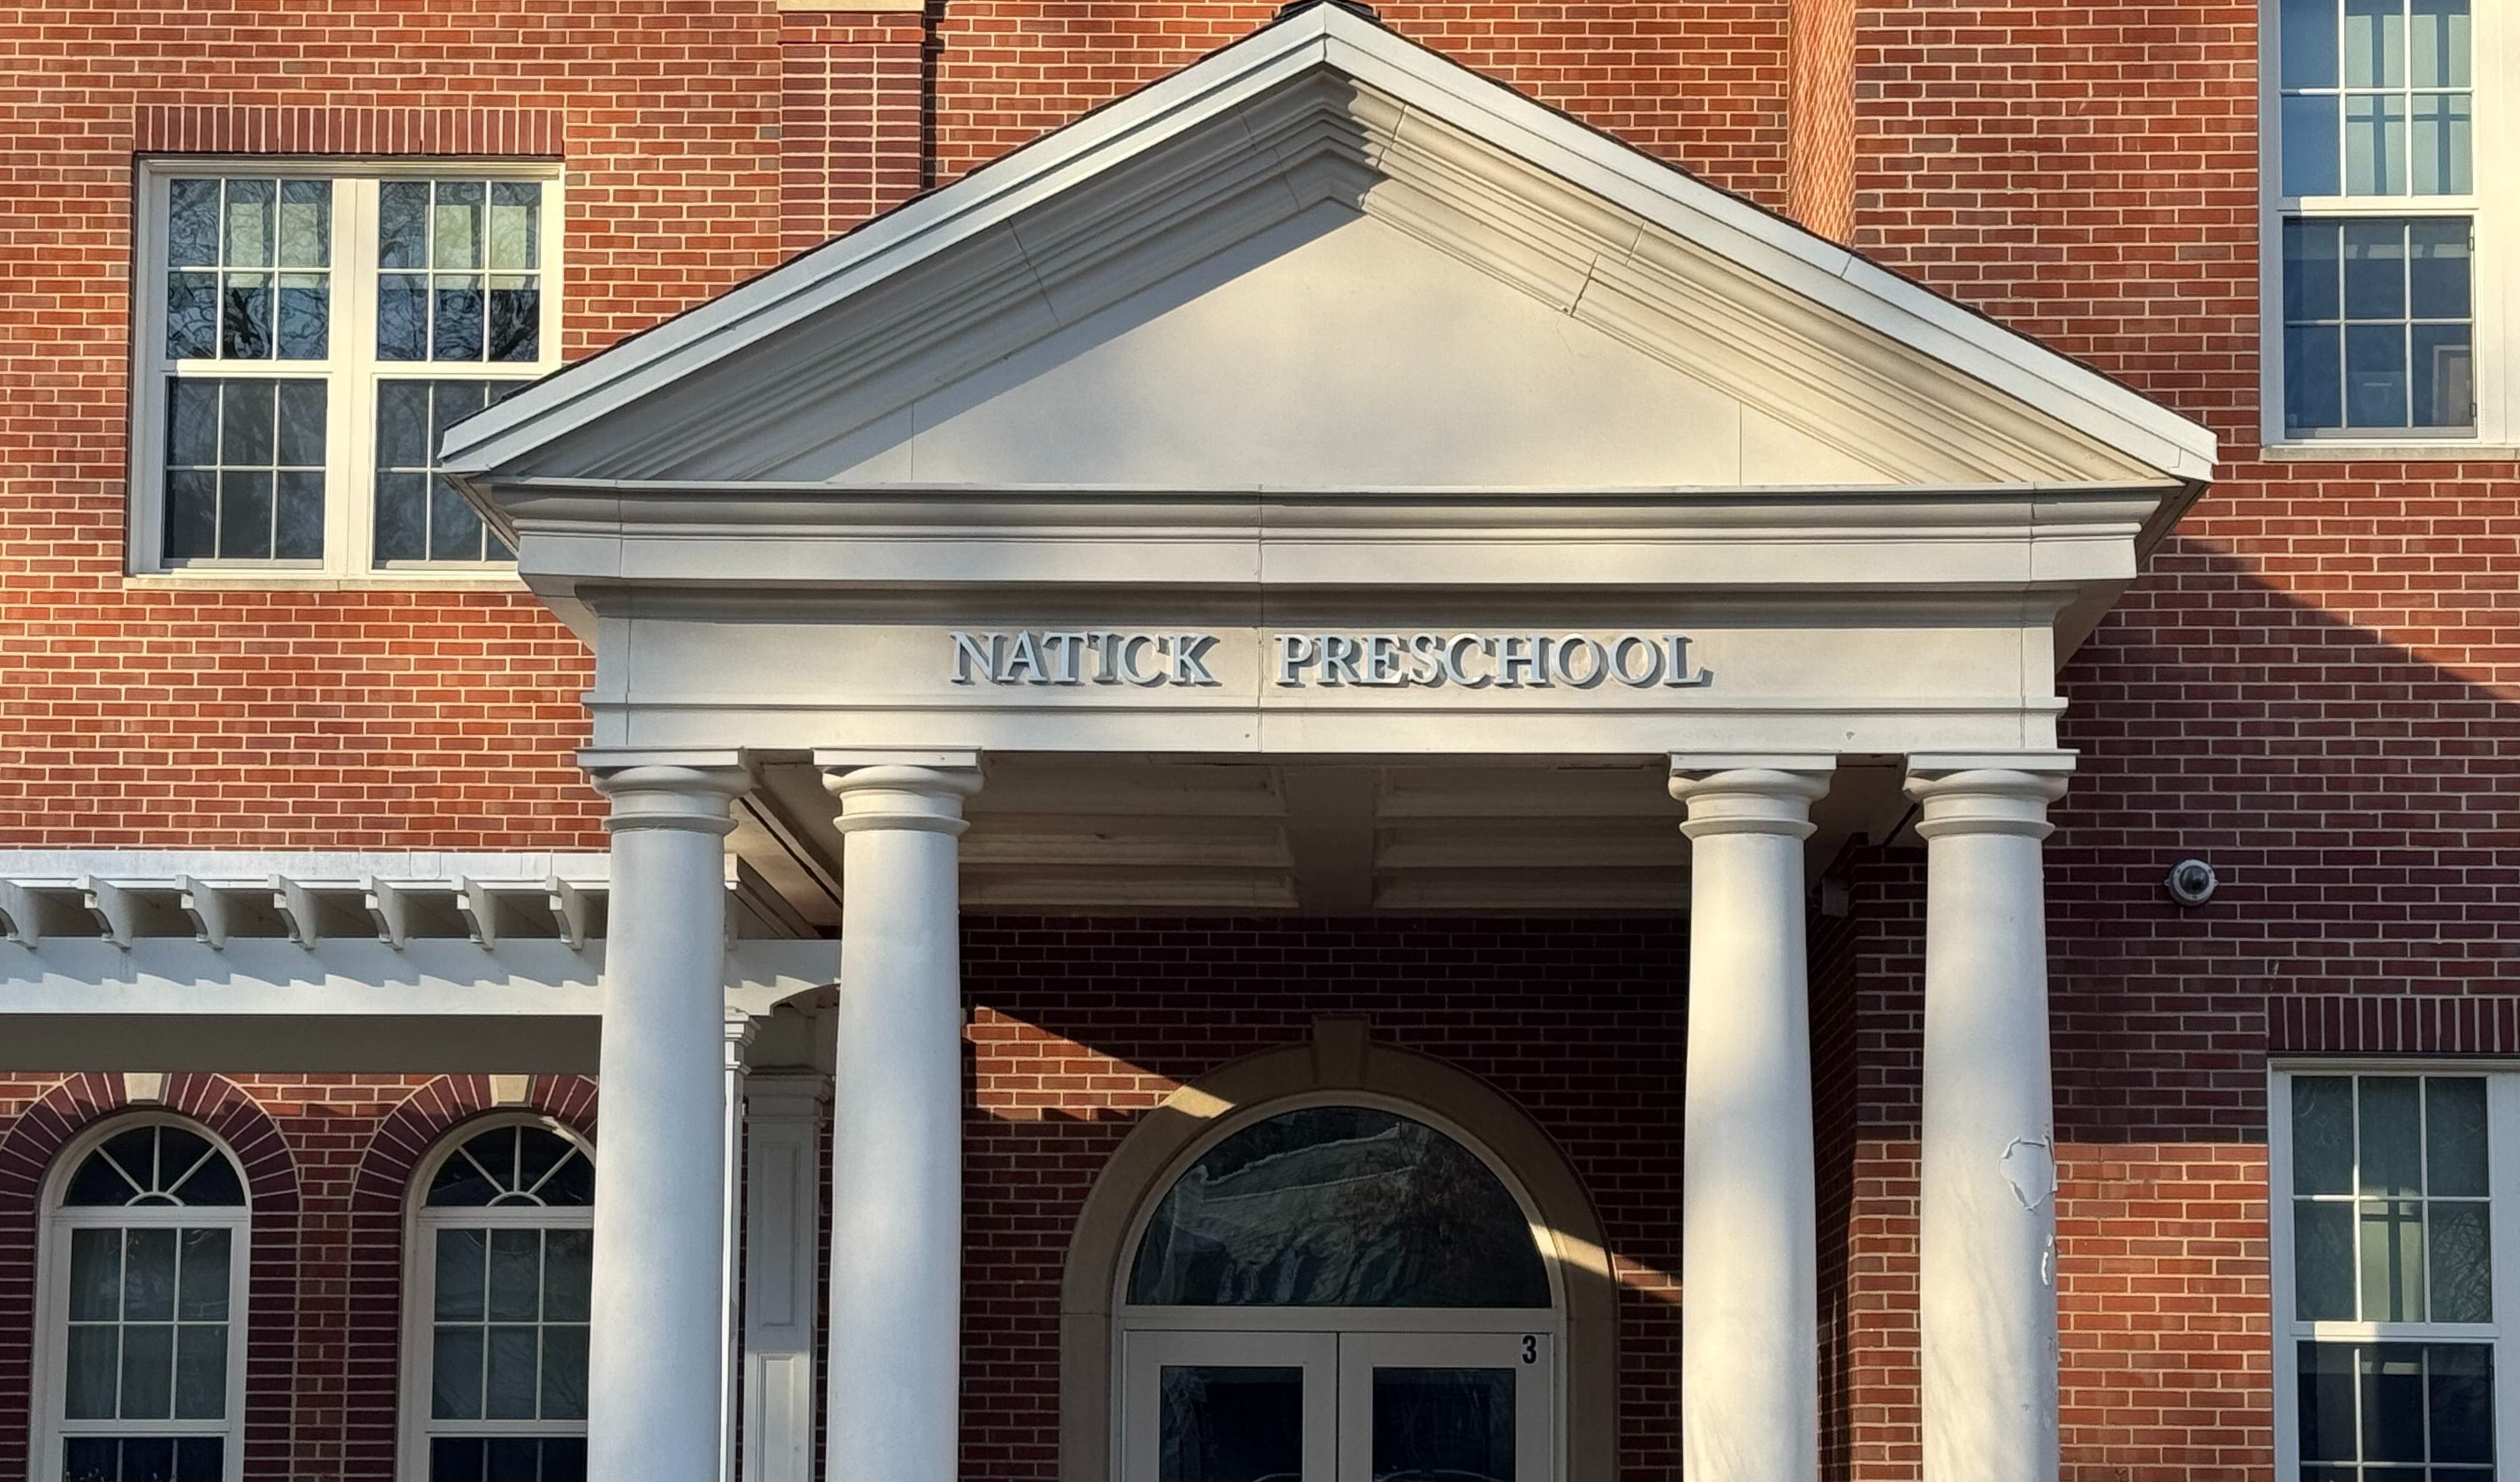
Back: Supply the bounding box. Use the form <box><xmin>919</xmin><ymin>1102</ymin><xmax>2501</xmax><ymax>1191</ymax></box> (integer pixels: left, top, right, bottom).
<box><xmin>726</xmin><ymin>1005</ymin><xmax>761</xmax><ymax>1062</ymax></box>
<box><xmin>588</xmin><ymin>756</ymin><xmax>754</xmax><ymax>837</ymax></box>
<box><xmin>821</xmin><ymin>753</ymin><xmax>983</xmax><ymax>837</ymax></box>
<box><xmin>1904</xmin><ymin>762</ymin><xmax>2071</xmax><ymax>843</ymax></box>
<box><xmin>1668</xmin><ymin>756</ymin><xmax>1832</xmax><ymax>841</ymax></box>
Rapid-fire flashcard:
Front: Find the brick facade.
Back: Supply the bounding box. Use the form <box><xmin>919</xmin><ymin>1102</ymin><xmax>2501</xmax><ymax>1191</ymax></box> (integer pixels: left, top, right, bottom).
<box><xmin>779</xmin><ymin>16</ymin><xmax>926</xmax><ymax>256</ymax></box>
<box><xmin>3</xmin><ymin>0</ymin><xmax>2517</xmax><ymax>1478</ymax></box>
<box><xmin>0</xmin><ymin>0</ymin><xmax>792</xmax><ymax>850</ymax></box>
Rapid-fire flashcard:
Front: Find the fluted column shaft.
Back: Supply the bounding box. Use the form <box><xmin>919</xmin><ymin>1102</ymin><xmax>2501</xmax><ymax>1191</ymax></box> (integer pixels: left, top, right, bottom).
<box><xmin>1670</xmin><ymin>759</ymin><xmax>1832</xmax><ymax>1482</ymax></box>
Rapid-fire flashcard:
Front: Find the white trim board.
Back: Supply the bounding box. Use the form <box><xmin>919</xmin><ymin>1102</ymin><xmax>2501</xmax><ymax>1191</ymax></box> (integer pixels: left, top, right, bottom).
<box><xmin>0</xmin><ymin>849</ymin><xmax>808</xmax><ymax>950</ymax></box>
<box><xmin>0</xmin><ymin>939</ymin><xmax>837</xmax><ymax>1073</ymax></box>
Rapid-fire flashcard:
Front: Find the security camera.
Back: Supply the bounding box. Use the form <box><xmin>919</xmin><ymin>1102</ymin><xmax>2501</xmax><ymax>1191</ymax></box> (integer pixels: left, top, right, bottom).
<box><xmin>2163</xmin><ymin>859</ymin><xmax>2218</xmax><ymax>908</ymax></box>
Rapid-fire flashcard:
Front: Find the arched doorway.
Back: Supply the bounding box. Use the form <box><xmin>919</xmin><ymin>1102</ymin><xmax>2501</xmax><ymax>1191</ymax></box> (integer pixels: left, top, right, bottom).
<box><xmin>1062</xmin><ymin>1024</ymin><xmax>1612</xmax><ymax>1482</ymax></box>
<box><xmin>1118</xmin><ymin>1099</ymin><xmax>1559</xmax><ymax>1482</ymax></box>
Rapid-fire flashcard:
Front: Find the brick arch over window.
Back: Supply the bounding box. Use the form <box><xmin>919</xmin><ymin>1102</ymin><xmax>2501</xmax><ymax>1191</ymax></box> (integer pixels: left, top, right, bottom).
<box><xmin>0</xmin><ymin>1074</ymin><xmax>301</xmax><ymax>1482</ymax></box>
<box><xmin>351</xmin><ymin>1076</ymin><xmax>600</xmax><ymax>1213</ymax></box>
<box><xmin>341</xmin><ymin>1074</ymin><xmax>598</xmax><ymax>1480</ymax></box>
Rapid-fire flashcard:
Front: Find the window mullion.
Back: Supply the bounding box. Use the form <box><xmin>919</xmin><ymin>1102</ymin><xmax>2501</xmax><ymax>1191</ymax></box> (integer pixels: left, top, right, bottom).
<box><xmin>333</xmin><ymin>177</ymin><xmax>376</xmax><ymax>579</ymax></box>
<box><xmin>2485</xmin><ymin>1076</ymin><xmax>2520</xmax><ymax>1473</ymax></box>
<box><xmin>134</xmin><ymin>169</ymin><xmax>168</xmax><ymax>576</ymax></box>
<box><xmin>2480</xmin><ymin>1</ymin><xmax>2510</xmax><ymax>443</ymax></box>
<box><xmin>2351</xmin><ymin>1074</ymin><xmax>2366</xmax><ymax>1323</ymax></box>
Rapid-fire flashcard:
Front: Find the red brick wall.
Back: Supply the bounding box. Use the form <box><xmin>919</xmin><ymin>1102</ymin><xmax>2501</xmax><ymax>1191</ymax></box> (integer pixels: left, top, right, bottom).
<box><xmin>1839</xmin><ymin>851</ymin><xmax>1922</xmax><ymax>1478</ymax></box>
<box><xmin>1809</xmin><ymin>898</ymin><xmax>1861</xmax><ymax>1478</ymax></box>
<box><xmin>1852</xmin><ymin>0</ymin><xmax>2260</xmax><ymax>436</ymax></box>
<box><xmin>928</xmin><ymin>2</ymin><xmax>1792</xmax><ymax>202</ymax></box>
<box><xmin>1789</xmin><ymin>0</ymin><xmax>1857</xmax><ymax>239</ymax></box>
<box><xmin>781</xmin><ymin>14</ymin><xmax>927</xmax><ymax>257</ymax></box>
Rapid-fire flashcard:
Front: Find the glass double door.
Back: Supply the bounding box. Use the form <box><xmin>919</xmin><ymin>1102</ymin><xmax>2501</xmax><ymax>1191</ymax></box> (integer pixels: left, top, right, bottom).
<box><xmin>1122</xmin><ymin>1329</ymin><xmax>1552</xmax><ymax>1482</ymax></box>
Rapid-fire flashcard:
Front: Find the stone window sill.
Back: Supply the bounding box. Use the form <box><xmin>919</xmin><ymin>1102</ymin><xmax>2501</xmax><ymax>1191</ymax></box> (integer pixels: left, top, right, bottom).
<box><xmin>122</xmin><ymin>569</ymin><xmax>529</xmax><ymax>593</ymax></box>
<box><xmin>2258</xmin><ymin>442</ymin><xmax>2520</xmax><ymax>463</ymax></box>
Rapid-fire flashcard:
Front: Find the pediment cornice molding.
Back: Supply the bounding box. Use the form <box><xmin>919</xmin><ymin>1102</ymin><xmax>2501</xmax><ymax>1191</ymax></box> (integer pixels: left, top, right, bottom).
<box><xmin>499</xmin><ymin>478</ymin><xmax>2168</xmax><ymax>541</ymax></box>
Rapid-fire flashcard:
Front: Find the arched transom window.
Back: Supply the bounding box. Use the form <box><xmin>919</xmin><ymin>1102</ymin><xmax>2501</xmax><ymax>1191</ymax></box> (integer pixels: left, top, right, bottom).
<box><xmin>42</xmin><ymin>1119</ymin><xmax>251</xmax><ymax>1482</ymax></box>
<box><xmin>1131</xmin><ymin>1103</ymin><xmax>1551</xmax><ymax>1309</ymax></box>
<box><xmin>1119</xmin><ymin>1103</ymin><xmax>1559</xmax><ymax>1482</ymax></box>
<box><xmin>404</xmin><ymin>1121</ymin><xmax>593</xmax><ymax>1482</ymax></box>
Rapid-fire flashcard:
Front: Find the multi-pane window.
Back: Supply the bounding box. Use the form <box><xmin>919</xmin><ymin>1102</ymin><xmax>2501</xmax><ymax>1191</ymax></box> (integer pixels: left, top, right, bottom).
<box><xmin>164</xmin><ymin>379</ymin><xmax>328</xmax><ymax>561</ymax></box>
<box><xmin>409</xmin><ymin>1123</ymin><xmax>593</xmax><ymax>1482</ymax></box>
<box><xmin>164</xmin><ymin>178</ymin><xmax>332</xmax><ymax>363</ymax></box>
<box><xmin>2268</xmin><ymin>0</ymin><xmax>2487</xmax><ymax>439</ymax></box>
<box><xmin>137</xmin><ymin>166</ymin><xmax>558</xmax><ymax>576</ymax></box>
<box><xmin>43</xmin><ymin>1122</ymin><xmax>251</xmax><ymax>1482</ymax></box>
<box><xmin>2277</xmin><ymin>0</ymin><xmax>2474</xmax><ymax>196</ymax></box>
<box><xmin>2281</xmin><ymin>219</ymin><xmax>2475</xmax><ymax>433</ymax></box>
<box><xmin>376</xmin><ymin>182</ymin><xmax>544</xmax><ymax>364</ymax></box>
<box><xmin>2277</xmin><ymin>1070</ymin><xmax>2514</xmax><ymax>1479</ymax></box>
<box><xmin>374</xmin><ymin>382</ymin><xmax>518</xmax><ymax>563</ymax></box>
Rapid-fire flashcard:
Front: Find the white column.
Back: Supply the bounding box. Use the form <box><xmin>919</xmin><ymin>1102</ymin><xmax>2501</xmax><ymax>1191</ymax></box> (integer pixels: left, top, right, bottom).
<box><xmin>742</xmin><ymin>1070</ymin><xmax>830</xmax><ymax>1482</ymax></box>
<box><xmin>588</xmin><ymin>760</ymin><xmax>750</xmax><ymax>1482</ymax></box>
<box><xmin>1906</xmin><ymin>759</ymin><xmax>2071</xmax><ymax>1482</ymax></box>
<box><xmin>821</xmin><ymin>758</ymin><xmax>981</xmax><ymax>1482</ymax></box>
<box><xmin>721</xmin><ymin>1008</ymin><xmax>756</xmax><ymax>1482</ymax></box>
<box><xmin>1668</xmin><ymin>756</ymin><xmax>1831</xmax><ymax>1482</ymax></box>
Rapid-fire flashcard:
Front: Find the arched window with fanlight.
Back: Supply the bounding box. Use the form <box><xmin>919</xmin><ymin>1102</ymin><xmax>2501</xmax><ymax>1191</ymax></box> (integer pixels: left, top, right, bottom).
<box><xmin>38</xmin><ymin>1118</ymin><xmax>252</xmax><ymax>1482</ymax></box>
<box><xmin>1117</xmin><ymin>1099</ymin><xmax>1561</xmax><ymax>1482</ymax></box>
<box><xmin>401</xmin><ymin>1119</ymin><xmax>594</xmax><ymax>1482</ymax></box>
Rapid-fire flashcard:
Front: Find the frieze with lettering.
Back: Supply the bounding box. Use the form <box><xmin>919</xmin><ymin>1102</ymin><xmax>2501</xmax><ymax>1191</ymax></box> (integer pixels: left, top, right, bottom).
<box><xmin>948</xmin><ymin>631</ymin><xmax>1712</xmax><ymax>689</ymax></box>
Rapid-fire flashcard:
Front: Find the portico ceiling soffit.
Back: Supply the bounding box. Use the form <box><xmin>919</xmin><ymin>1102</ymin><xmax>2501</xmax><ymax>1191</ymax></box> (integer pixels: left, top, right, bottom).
<box><xmin>441</xmin><ymin>4</ymin><xmax>2217</xmax><ymax>538</ymax></box>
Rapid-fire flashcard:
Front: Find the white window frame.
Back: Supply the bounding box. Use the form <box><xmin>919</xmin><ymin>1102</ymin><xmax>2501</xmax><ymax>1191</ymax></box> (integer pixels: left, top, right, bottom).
<box><xmin>29</xmin><ymin>1113</ymin><xmax>254</xmax><ymax>1482</ymax></box>
<box><xmin>2269</xmin><ymin>1063</ymin><xmax>2520</xmax><ymax>1475</ymax></box>
<box><xmin>1112</xmin><ymin>1091</ymin><xmax>1569</xmax><ymax>1482</ymax></box>
<box><xmin>129</xmin><ymin>158</ymin><xmax>562</xmax><ymax>585</ymax></box>
<box><xmin>2258</xmin><ymin>0</ymin><xmax>2516</xmax><ymax>451</ymax></box>
<box><xmin>396</xmin><ymin>1114</ymin><xmax>596</xmax><ymax>1482</ymax></box>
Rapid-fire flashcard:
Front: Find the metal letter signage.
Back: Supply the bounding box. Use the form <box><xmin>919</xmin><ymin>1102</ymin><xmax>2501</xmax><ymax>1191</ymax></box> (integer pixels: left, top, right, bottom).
<box><xmin>948</xmin><ymin>631</ymin><xmax>1711</xmax><ymax>689</ymax></box>
<box><xmin>949</xmin><ymin>631</ymin><xmax>1223</xmax><ymax>687</ymax></box>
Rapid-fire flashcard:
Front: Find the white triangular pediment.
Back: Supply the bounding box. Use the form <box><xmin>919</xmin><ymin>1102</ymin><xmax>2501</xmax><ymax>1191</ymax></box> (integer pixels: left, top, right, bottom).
<box><xmin>443</xmin><ymin>3</ymin><xmax>2213</xmax><ymax>496</ymax></box>
<box><xmin>771</xmin><ymin>204</ymin><xmax>1891</xmax><ymax>488</ymax></box>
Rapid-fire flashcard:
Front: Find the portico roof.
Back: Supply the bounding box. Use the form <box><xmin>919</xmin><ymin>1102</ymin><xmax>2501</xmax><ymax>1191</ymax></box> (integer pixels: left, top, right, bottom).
<box><xmin>440</xmin><ymin>0</ymin><xmax>2216</xmax><ymax>494</ymax></box>
<box><xmin>428</xmin><ymin>3</ymin><xmax>2222</xmax><ymax>918</ymax></box>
